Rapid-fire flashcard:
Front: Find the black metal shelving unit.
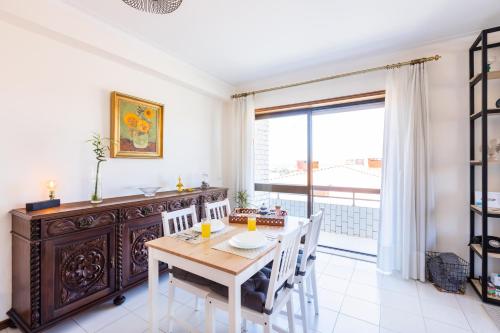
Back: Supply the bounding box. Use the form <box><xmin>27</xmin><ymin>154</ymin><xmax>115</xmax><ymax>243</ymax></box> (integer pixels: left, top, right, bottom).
<box><xmin>469</xmin><ymin>26</ymin><xmax>500</xmax><ymax>305</ymax></box>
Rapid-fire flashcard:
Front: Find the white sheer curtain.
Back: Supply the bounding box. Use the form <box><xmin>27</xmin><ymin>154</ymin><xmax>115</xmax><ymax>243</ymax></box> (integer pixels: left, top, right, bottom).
<box><xmin>232</xmin><ymin>95</ymin><xmax>255</xmax><ymax>201</ymax></box>
<box><xmin>377</xmin><ymin>63</ymin><xmax>436</xmax><ymax>281</ymax></box>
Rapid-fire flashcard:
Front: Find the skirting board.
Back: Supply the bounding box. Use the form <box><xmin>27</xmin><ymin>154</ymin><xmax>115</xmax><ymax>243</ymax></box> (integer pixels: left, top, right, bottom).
<box><xmin>0</xmin><ymin>318</ymin><xmax>15</xmax><ymax>331</ymax></box>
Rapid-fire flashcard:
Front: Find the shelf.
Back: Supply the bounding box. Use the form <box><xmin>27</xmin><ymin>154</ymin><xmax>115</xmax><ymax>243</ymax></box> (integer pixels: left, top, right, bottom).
<box><xmin>489</xmin><ymin>71</ymin><xmax>500</xmax><ymax>80</ymax></box>
<box><xmin>470</xmin><ymin>204</ymin><xmax>500</xmax><ymax>217</ymax></box>
<box><xmin>470</xmin><ymin>70</ymin><xmax>500</xmax><ymax>86</ymax></box>
<box><xmin>468</xmin><ymin>27</ymin><xmax>500</xmax><ymax>307</ymax></box>
<box><xmin>470</xmin><ymin>109</ymin><xmax>500</xmax><ymax>120</ymax></box>
<box><xmin>470</xmin><ymin>243</ymin><xmax>500</xmax><ymax>259</ymax></box>
<box><xmin>470</xmin><ymin>159</ymin><xmax>500</xmax><ymax>165</ymax></box>
<box><xmin>471</xmin><ymin>278</ymin><xmax>500</xmax><ymax>302</ymax></box>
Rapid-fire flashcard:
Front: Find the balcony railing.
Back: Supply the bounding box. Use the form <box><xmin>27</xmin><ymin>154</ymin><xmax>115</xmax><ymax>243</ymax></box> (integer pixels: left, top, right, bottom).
<box><xmin>254</xmin><ymin>183</ymin><xmax>380</xmax><ymax>207</ymax></box>
<box><xmin>313</xmin><ymin>185</ymin><xmax>380</xmax><ymax>207</ymax></box>
<box><xmin>257</xmin><ymin>186</ymin><xmax>380</xmax><ymax>240</ymax></box>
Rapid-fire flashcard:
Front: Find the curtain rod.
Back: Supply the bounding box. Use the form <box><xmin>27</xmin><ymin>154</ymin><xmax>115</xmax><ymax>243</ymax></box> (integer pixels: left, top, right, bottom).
<box><xmin>231</xmin><ymin>54</ymin><xmax>441</xmax><ymax>99</ymax></box>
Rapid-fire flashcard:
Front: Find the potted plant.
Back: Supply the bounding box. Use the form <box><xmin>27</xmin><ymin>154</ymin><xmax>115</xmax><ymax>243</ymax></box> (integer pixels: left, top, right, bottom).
<box><xmin>235</xmin><ymin>190</ymin><xmax>249</xmax><ymax>208</ymax></box>
<box><xmin>88</xmin><ymin>133</ymin><xmax>109</xmax><ymax>204</ymax></box>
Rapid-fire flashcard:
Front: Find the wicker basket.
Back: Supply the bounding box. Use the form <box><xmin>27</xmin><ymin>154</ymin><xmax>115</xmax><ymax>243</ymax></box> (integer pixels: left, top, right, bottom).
<box><xmin>426</xmin><ymin>251</ymin><xmax>469</xmax><ymax>294</ymax></box>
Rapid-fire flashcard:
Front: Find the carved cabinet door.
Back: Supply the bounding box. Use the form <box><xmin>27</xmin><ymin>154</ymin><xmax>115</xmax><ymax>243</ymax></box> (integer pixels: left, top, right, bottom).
<box><xmin>41</xmin><ymin>226</ymin><xmax>116</xmax><ymax>322</ymax></box>
<box><xmin>121</xmin><ymin>215</ymin><xmax>165</xmax><ymax>287</ymax></box>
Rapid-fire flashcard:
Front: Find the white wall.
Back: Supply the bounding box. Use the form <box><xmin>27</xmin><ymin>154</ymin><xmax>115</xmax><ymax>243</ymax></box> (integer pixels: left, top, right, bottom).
<box><xmin>0</xmin><ymin>0</ymin><xmax>233</xmax><ymax>99</ymax></box>
<box><xmin>0</xmin><ymin>1</ymin><xmax>233</xmax><ymax>321</ymax></box>
<box><xmin>238</xmin><ymin>34</ymin><xmax>500</xmax><ymax>269</ymax></box>
<box><xmin>1</xmin><ymin>0</ymin><xmax>498</xmax><ymax>322</ymax></box>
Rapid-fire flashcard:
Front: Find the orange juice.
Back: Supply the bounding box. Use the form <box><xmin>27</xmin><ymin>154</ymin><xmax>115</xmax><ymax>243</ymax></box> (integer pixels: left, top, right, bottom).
<box><xmin>201</xmin><ymin>222</ymin><xmax>211</xmax><ymax>238</ymax></box>
<box><xmin>247</xmin><ymin>216</ymin><xmax>257</xmax><ymax>231</ymax></box>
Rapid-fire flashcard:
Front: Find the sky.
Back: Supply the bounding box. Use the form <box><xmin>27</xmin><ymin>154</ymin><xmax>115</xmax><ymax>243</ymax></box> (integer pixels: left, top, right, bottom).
<box><xmin>264</xmin><ymin>104</ymin><xmax>385</xmax><ymax>170</ymax></box>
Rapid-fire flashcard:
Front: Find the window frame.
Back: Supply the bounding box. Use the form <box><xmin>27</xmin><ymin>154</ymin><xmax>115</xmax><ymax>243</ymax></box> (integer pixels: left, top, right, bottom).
<box><xmin>254</xmin><ymin>91</ymin><xmax>385</xmax><ymax>217</ymax></box>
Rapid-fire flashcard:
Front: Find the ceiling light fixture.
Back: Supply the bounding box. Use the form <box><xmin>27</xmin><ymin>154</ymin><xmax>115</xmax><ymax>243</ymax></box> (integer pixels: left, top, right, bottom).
<box><xmin>122</xmin><ymin>0</ymin><xmax>183</xmax><ymax>14</ymax></box>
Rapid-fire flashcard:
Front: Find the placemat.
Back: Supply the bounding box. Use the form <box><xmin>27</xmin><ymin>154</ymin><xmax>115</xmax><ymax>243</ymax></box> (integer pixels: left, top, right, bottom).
<box><xmin>211</xmin><ymin>238</ymin><xmax>276</xmax><ymax>259</ymax></box>
<box><xmin>167</xmin><ymin>225</ymin><xmax>235</xmax><ymax>244</ymax></box>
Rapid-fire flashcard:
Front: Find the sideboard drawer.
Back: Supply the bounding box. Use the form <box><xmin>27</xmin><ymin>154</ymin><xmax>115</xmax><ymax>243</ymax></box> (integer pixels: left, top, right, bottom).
<box><xmin>164</xmin><ymin>195</ymin><xmax>199</xmax><ymax>212</ymax></box>
<box><xmin>42</xmin><ymin>210</ymin><xmax>118</xmax><ymax>238</ymax></box>
<box><xmin>120</xmin><ymin>202</ymin><xmax>169</xmax><ymax>221</ymax></box>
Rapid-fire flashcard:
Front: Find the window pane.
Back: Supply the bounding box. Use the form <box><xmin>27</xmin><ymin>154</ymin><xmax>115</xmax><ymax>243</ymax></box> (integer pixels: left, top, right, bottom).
<box><xmin>254</xmin><ymin>191</ymin><xmax>308</xmax><ymax>218</ymax></box>
<box><xmin>255</xmin><ymin>114</ymin><xmax>308</xmax><ymax>186</ymax></box>
<box><xmin>312</xmin><ymin>104</ymin><xmax>383</xmax><ymax>249</ymax></box>
<box><xmin>312</xmin><ymin>104</ymin><xmax>384</xmax><ymax>206</ymax></box>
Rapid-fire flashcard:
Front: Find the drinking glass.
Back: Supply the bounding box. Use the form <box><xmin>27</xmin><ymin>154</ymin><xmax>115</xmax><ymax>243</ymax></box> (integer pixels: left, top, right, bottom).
<box><xmin>201</xmin><ymin>219</ymin><xmax>211</xmax><ymax>238</ymax></box>
<box><xmin>247</xmin><ymin>216</ymin><xmax>257</xmax><ymax>231</ymax></box>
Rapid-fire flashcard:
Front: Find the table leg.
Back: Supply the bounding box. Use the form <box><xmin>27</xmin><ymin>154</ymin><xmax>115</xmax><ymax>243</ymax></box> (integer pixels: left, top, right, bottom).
<box><xmin>148</xmin><ymin>249</ymin><xmax>159</xmax><ymax>333</ymax></box>
<box><xmin>228</xmin><ymin>279</ymin><xmax>241</xmax><ymax>333</ymax></box>
<box><xmin>205</xmin><ymin>298</ymin><xmax>214</xmax><ymax>333</ymax></box>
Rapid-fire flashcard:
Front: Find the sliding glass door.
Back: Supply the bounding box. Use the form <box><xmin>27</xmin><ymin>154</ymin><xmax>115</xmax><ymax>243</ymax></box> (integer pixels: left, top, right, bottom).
<box><xmin>254</xmin><ymin>99</ymin><xmax>384</xmax><ymax>256</ymax></box>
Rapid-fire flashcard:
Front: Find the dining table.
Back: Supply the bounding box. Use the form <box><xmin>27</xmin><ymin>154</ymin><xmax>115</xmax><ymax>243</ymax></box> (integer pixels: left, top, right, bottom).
<box><xmin>146</xmin><ymin>215</ymin><xmax>308</xmax><ymax>333</ymax></box>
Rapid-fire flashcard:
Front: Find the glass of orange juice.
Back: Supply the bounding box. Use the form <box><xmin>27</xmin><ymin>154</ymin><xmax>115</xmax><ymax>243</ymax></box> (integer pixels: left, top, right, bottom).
<box><xmin>201</xmin><ymin>219</ymin><xmax>211</xmax><ymax>238</ymax></box>
<box><xmin>247</xmin><ymin>216</ymin><xmax>257</xmax><ymax>231</ymax></box>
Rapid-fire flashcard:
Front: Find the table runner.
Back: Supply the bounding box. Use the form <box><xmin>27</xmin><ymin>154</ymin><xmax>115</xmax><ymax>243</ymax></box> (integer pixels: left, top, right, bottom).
<box><xmin>211</xmin><ymin>238</ymin><xmax>276</xmax><ymax>259</ymax></box>
<box><xmin>167</xmin><ymin>225</ymin><xmax>235</xmax><ymax>244</ymax></box>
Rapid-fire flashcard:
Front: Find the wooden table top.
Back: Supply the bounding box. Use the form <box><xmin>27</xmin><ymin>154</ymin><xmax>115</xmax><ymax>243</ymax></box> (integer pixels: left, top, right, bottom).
<box><xmin>146</xmin><ymin>216</ymin><xmax>308</xmax><ymax>275</ymax></box>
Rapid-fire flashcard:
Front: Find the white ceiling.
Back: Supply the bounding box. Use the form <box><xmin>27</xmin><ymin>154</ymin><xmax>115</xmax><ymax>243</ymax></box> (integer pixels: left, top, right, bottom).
<box><xmin>63</xmin><ymin>0</ymin><xmax>500</xmax><ymax>85</ymax></box>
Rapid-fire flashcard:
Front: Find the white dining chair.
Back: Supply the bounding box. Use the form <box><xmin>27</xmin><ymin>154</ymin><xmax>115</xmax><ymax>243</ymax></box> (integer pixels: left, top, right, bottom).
<box><xmin>204</xmin><ymin>198</ymin><xmax>231</xmax><ymax>220</ymax></box>
<box><xmin>161</xmin><ymin>205</ymin><xmax>210</xmax><ymax>333</ymax></box>
<box><xmin>162</xmin><ymin>205</ymin><xmax>199</xmax><ymax>235</ymax></box>
<box><xmin>295</xmin><ymin>209</ymin><xmax>324</xmax><ymax>333</ymax></box>
<box><xmin>205</xmin><ymin>226</ymin><xmax>303</xmax><ymax>333</ymax></box>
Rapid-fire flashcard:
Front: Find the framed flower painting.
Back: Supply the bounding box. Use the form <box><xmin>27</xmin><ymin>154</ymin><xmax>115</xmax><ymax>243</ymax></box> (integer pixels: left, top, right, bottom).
<box><xmin>110</xmin><ymin>92</ymin><xmax>164</xmax><ymax>158</ymax></box>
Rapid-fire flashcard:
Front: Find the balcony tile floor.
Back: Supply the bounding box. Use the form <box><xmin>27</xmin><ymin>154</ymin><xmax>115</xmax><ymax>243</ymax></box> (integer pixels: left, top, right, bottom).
<box><xmin>319</xmin><ymin>232</ymin><xmax>378</xmax><ymax>255</ymax></box>
<box><xmin>5</xmin><ymin>253</ymin><xmax>499</xmax><ymax>333</ymax></box>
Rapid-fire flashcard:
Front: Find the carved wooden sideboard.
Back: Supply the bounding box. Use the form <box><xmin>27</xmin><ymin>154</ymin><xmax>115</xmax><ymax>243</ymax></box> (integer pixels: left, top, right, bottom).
<box><xmin>8</xmin><ymin>187</ymin><xmax>227</xmax><ymax>333</ymax></box>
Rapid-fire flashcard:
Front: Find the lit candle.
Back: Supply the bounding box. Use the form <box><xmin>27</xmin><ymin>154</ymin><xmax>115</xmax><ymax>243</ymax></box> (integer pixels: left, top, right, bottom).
<box><xmin>47</xmin><ymin>180</ymin><xmax>56</xmax><ymax>200</ymax></box>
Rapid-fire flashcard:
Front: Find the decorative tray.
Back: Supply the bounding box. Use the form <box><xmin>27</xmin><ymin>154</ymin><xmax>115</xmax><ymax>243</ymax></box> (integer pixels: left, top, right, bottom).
<box><xmin>229</xmin><ymin>208</ymin><xmax>287</xmax><ymax>227</ymax></box>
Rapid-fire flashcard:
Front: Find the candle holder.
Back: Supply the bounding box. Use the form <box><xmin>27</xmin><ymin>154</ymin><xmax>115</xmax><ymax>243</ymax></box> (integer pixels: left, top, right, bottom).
<box><xmin>47</xmin><ymin>180</ymin><xmax>56</xmax><ymax>200</ymax></box>
<box><xmin>201</xmin><ymin>173</ymin><xmax>210</xmax><ymax>190</ymax></box>
<box><xmin>26</xmin><ymin>180</ymin><xmax>61</xmax><ymax>212</ymax></box>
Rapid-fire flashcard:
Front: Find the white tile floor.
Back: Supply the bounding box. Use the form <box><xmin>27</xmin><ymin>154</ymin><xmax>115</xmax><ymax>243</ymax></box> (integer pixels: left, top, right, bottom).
<box><xmin>5</xmin><ymin>253</ymin><xmax>500</xmax><ymax>333</ymax></box>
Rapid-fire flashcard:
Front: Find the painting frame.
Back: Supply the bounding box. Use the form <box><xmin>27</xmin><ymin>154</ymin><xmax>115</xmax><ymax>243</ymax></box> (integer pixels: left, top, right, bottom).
<box><xmin>110</xmin><ymin>91</ymin><xmax>164</xmax><ymax>159</ymax></box>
